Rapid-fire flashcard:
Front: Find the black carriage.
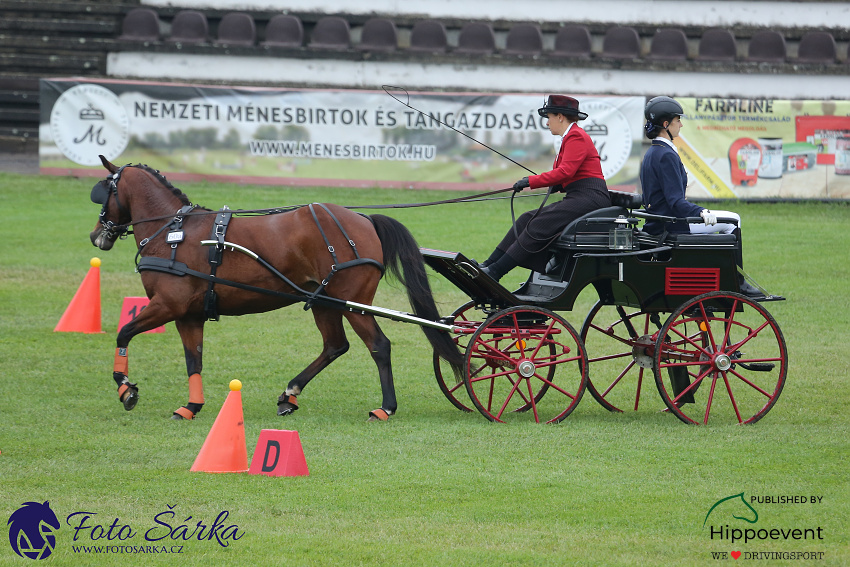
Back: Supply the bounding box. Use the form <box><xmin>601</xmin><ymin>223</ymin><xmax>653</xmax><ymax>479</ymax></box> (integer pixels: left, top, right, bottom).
<box><xmin>422</xmin><ymin>192</ymin><xmax>787</xmax><ymax>425</ymax></box>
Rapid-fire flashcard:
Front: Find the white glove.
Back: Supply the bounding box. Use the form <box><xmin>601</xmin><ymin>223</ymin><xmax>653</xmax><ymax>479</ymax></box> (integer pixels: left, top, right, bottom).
<box><xmin>700</xmin><ymin>209</ymin><xmax>717</xmax><ymax>226</ymax></box>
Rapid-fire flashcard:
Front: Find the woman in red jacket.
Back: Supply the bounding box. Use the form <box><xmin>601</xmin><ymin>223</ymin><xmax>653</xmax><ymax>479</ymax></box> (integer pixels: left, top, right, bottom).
<box><xmin>481</xmin><ymin>95</ymin><xmax>611</xmax><ymax>281</ymax></box>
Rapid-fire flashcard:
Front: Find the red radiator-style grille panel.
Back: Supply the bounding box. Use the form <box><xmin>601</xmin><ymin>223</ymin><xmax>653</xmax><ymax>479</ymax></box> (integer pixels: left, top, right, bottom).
<box><xmin>665</xmin><ymin>268</ymin><xmax>721</xmax><ymax>296</ymax></box>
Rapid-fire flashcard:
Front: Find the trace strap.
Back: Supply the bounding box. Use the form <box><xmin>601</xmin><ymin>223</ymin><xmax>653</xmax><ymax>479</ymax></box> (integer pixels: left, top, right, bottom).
<box><xmin>303</xmin><ymin>203</ymin><xmax>384</xmax><ymax>310</ymax></box>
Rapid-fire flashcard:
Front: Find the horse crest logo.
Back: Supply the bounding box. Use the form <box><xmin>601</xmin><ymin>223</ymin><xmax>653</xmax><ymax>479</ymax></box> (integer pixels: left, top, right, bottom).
<box><xmin>703</xmin><ymin>492</ymin><xmax>759</xmax><ymax>527</ymax></box>
<box><xmin>7</xmin><ymin>501</ymin><xmax>60</xmax><ymax>560</ymax></box>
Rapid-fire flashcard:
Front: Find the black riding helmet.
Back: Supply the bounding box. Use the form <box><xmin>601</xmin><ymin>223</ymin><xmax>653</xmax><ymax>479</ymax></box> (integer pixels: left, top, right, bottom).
<box><xmin>644</xmin><ymin>96</ymin><xmax>684</xmax><ymax>139</ymax></box>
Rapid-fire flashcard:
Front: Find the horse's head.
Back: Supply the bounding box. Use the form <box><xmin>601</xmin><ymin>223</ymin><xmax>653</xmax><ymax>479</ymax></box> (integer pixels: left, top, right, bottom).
<box><xmin>90</xmin><ymin>155</ymin><xmax>133</xmax><ymax>250</ymax></box>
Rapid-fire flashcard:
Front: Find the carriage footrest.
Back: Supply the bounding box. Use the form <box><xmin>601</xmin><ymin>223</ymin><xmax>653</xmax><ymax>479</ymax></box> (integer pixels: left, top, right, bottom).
<box><xmin>738</xmin><ymin>362</ymin><xmax>775</xmax><ymax>372</ymax></box>
<box><xmin>420</xmin><ymin>248</ymin><xmax>520</xmax><ymax>308</ymax></box>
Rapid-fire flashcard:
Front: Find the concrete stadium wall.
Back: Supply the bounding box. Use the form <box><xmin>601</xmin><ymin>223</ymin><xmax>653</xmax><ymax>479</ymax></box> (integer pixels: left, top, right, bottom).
<box><xmin>141</xmin><ymin>0</ymin><xmax>850</xmax><ymax>30</ymax></box>
<box><xmin>107</xmin><ymin>53</ymin><xmax>849</xmax><ymax>100</ymax></box>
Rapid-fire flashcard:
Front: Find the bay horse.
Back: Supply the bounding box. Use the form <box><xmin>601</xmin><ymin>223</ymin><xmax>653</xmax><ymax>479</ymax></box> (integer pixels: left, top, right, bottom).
<box><xmin>89</xmin><ymin>156</ymin><xmax>462</xmax><ymax>421</ymax></box>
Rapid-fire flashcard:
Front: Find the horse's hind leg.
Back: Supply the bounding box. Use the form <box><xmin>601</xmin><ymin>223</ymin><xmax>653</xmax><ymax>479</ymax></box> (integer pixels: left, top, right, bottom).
<box><xmin>278</xmin><ymin>307</ymin><xmax>349</xmax><ymax>416</ymax></box>
<box><xmin>172</xmin><ymin>317</ymin><xmax>206</xmax><ymax>420</ymax></box>
<box><xmin>113</xmin><ymin>299</ymin><xmax>173</xmax><ymax>411</ymax></box>
<box><xmin>344</xmin><ymin>313</ymin><xmax>395</xmax><ymax>421</ymax></box>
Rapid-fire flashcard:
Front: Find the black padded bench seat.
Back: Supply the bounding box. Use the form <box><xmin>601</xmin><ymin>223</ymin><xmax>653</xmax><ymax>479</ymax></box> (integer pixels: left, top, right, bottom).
<box><xmin>552</xmin><ymin>205</ymin><xmax>630</xmax><ymax>249</ymax></box>
<box><xmin>636</xmin><ymin>232</ymin><xmax>738</xmax><ymax>247</ymax></box>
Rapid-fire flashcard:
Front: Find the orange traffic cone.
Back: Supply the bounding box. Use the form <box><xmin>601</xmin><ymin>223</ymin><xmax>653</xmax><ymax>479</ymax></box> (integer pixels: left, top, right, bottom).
<box><xmin>54</xmin><ymin>257</ymin><xmax>103</xmax><ymax>334</ymax></box>
<box><xmin>190</xmin><ymin>380</ymin><xmax>249</xmax><ymax>473</ymax></box>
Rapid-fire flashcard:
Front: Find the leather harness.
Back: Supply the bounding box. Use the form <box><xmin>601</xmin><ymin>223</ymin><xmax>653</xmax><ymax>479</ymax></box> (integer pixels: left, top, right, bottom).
<box><xmin>136</xmin><ymin>203</ymin><xmax>385</xmax><ymax>321</ymax></box>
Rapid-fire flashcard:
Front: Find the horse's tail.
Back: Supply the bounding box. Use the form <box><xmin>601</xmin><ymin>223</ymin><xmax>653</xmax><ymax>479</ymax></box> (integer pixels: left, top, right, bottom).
<box><xmin>369</xmin><ymin>214</ymin><xmax>464</xmax><ymax>371</ymax></box>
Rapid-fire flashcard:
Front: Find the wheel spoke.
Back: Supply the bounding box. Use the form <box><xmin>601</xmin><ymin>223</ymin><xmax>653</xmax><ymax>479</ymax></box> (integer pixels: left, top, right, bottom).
<box><xmin>722</xmin><ymin>371</ymin><xmax>744</xmax><ymax>424</ymax></box>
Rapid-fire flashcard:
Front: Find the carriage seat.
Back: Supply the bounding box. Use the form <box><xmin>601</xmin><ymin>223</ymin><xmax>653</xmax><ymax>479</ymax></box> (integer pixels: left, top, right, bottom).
<box><xmin>552</xmin><ymin>206</ymin><xmax>630</xmax><ymax>249</ymax></box>
<box><xmin>635</xmin><ymin>231</ymin><xmax>738</xmax><ymax>248</ymax></box>
<box><xmin>608</xmin><ymin>189</ymin><xmax>643</xmax><ymax>209</ymax></box>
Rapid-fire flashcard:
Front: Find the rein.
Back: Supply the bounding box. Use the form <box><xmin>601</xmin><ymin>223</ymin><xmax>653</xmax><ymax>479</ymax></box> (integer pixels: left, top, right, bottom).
<box><xmin>102</xmin><ymin>184</ymin><xmax>534</xmax><ymax>233</ymax></box>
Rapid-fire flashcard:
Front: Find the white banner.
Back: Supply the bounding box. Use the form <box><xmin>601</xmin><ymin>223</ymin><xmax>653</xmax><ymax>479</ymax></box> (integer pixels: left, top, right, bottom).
<box><xmin>40</xmin><ymin>79</ymin><xmax>645</xmax><ymax>190</ymax></box>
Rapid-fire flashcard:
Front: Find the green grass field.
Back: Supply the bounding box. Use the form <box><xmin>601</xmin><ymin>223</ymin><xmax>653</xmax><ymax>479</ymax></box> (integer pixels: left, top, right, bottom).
<box><xmin>1</xmin><ymin>171</ymin><xmax>848</xmax><ymax>566</ymax></box>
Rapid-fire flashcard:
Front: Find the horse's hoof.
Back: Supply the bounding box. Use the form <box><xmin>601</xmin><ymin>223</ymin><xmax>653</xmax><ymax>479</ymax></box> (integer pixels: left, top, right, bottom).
<box><xmin>277</xmin><ymin>394</ymin><xmax>298</xmax><ymax>416</ymax></box>
<box><xmin>121</xmin><ymin>389</ymin><xmax>139</xmax><ymax>411</ymax></box>
<box><xmin>172</xmin><ymin>407</ymin><xmax>195</xmax><ymax>420</ymax></box>
<box><xmin>367</xmin><ymin>408</ymin><xmax>391</xmax><ymax>421</ymax></box>
<box><xmin>277</xmin><ymin>402</ymin><xmax>297</xmax><ymax>416</ymax></box>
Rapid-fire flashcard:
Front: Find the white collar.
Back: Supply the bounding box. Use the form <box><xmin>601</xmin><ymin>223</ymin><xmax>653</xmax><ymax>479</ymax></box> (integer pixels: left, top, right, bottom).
<box><xmin>655</xmin><ymin>136</ymin><xmax>676</xmax><ymax>150</ymax></box>
<box><xmin>555</xmin><ymin>122</ymin><xmax>575</xmax><ymax>151</ymax></box>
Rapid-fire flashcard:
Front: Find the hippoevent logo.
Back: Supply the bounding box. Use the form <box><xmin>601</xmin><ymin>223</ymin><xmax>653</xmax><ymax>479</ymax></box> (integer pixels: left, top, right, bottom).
<box><xmin>6</xmin><ymin>502</ymin><xmax>244</xmax><ymax>559</ymax></box>
<box><xmin>7</xmin><ymin>502</ymin><xmax>60</xmax><ymax>560</ymax></box>
<box><xmin>704</xmin><ymin>492</ymin><xmax>826</xmax><ymax>561</ymax></box>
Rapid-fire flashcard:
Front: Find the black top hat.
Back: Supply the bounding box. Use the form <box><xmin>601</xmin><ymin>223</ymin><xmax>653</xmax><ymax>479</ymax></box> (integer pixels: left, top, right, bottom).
<box><xmin>537</xmin><ymin>95</ymin><xmax>588</xmax><ymax>120</ymax></box>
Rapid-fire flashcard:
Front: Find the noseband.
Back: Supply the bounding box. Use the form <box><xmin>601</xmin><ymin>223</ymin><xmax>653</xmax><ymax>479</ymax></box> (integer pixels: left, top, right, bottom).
<box><xmin>92</xmin><ymin>165</ymin><xmax>132</xmax><ymax>241</ymax></box>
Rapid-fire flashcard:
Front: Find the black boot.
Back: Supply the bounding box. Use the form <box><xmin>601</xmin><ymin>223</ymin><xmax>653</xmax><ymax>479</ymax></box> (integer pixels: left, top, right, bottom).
<box><xmin>733</xmin><ymin>229</ymin><xmax>765</xmax><ymax>299</ymax></box>
<box><xmin>480</xmin><ymin>248</ymin><xmax>505</xmax><ymax>268</ymax></box>
<box><xmin>481</xmin><ymin>252</ymin><xmax>518</xmax><ymax>282</ymax></box>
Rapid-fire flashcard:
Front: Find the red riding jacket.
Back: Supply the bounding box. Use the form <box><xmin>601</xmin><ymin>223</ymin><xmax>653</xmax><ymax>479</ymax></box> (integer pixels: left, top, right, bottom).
<box><xmin>528</xmin><ymin>124</ymin><xmax>604</xmax><ymax>190</ymax></box>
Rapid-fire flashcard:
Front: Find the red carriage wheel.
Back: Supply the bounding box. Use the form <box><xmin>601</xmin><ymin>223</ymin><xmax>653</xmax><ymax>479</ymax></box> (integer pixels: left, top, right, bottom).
<box><xmin>580</xmin><ymin>301</ymin><xmax>662</xmax><ymax>413</ymax></box>
<box><xmin>463</xmin><ymin>306</ymin><xmax>587</xmax><ymax>423</ymax></box>
<box><xmin>652</xmin><ymin>291</ymin><xmax>787</xmax><ymax>425</ymax></box>
<box><xmin>433</xmin><ymin>301</ymin><xmax>480</xmax><ymax>412</ymax></box>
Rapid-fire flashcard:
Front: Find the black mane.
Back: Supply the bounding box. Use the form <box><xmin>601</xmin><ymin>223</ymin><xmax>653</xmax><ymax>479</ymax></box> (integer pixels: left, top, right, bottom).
<box><xmin>133</xmin><ymin>163</ymin><xmax>199</xmax><ymax>208</ymax></box>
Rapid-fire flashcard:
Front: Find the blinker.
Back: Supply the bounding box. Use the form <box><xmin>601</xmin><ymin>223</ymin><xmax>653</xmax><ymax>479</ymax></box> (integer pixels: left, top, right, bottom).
<box><xmin>91</xmin><ymin>181</ymin><xmax>110</xmax><ymax>205</ymax></box>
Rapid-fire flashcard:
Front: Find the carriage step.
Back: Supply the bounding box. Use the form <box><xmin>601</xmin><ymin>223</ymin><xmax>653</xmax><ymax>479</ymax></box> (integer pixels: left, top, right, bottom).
<box><xmin>738</xmin><ymin>362</ymin><xmax>775</xmax><ymax>372</ymax></box>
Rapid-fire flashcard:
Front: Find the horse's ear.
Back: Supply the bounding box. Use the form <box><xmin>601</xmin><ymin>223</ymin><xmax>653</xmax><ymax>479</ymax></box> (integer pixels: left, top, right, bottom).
<box><xmin>99</xmin><ymin>155</ymin><xmax>118</xmax><ymax>174</ymax></box>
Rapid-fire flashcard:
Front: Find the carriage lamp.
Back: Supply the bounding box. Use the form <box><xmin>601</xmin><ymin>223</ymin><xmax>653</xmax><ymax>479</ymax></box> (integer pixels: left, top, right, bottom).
<box><xmin>608</xmin><ymin>216</ymin><xmax>633</xmax><ymax>250</ymax></box>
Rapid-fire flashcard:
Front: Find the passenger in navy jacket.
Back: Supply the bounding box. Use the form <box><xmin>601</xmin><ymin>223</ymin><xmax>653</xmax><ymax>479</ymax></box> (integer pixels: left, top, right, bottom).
<box><xmin>480</xmin><ymin>95</ymin><xmax>611</xmax><ymax>281</ymax></box>
<box><xmin>640</xmin><ymin>96</ymin><xmax>762</xmax><ymax>300</ymax></box>
<box><xmin>640</xmin><ymin>96</ymin><xmax>738</xmax><ymax>235</ymax></box>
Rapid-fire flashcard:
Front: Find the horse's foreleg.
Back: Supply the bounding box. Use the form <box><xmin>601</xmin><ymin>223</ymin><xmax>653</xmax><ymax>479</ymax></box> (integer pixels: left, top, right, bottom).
<box><xmin>113</xmin><ymin>299</ymin><xmax>172</xmax><ymax>411</ymax></box>
<box><xmin>345</xmin><ymin>313</ymin><xmax>395</xmax><ymax>421</ymax></box>
<box><xmin>172</xmin><ymin>317</ymin><xmax>205</xmax><ymax>420</ymax></box>
<box><xmin>278</xmin><ymin>308</ymin><xmax>349</xmax><ymax>416</ymax></box>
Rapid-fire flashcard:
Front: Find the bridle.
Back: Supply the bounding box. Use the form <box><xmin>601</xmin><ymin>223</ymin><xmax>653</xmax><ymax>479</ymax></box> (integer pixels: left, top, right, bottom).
<box><xmin>91</xmin><ymin>165</ymin><xmax>133</xmax><ymax>241</ymax></box>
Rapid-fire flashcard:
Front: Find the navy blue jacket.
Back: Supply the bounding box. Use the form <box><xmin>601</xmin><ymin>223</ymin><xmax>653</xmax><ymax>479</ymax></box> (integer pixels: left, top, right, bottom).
<box><xmin>640</xmin><ymin>140</ymin><xmax>703</xmax><ymax>234</ymax></box>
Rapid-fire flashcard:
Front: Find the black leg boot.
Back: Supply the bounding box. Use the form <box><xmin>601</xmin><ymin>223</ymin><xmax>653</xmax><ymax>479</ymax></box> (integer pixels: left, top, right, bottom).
<box><xmin>733</xmin><ymin>229</ymin><xmax>765</xmax><ymax>299</ymax></box>
<box><xmin>480</xmin><ymin>248</ymin><xmax>505</xmax><ymax>268</ymax></box>
<box><xmin>482</xmin><ymin>253</ymin><xmax>518</xmax><ymax>282</ymax></box>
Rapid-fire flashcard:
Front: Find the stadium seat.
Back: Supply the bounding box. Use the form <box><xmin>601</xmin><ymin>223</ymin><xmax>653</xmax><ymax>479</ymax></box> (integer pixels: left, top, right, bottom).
<box><xmin>602</xmin><ymin>26</ymin><xmax>641</xmax><ymax>59</ymax></box>
<box><xmin>309</xmin><ymin>16</ymin><xmax>350</xmax><ymax>49</ymax></box>
<box><xmin>409</xmin><ymin>20</ymin><xmax>448</xmax><ymax>53</ymax></box>
<box><xmin>552</xmin><ymin>25</ymin><xmax>592</xmax><ymax>58</ymax></box>
<box><xmin>456</xmin><ymin>22</ymin><xmax>496</xmax><ymax>54</ymax></box>
<box><xmin>119</xmin><ymin>8</ymin><xmax>160</xmax><ymax>42</ymax></box>
<box><xmin>503</xmin><ymin>23</ymin><xmax>543</xmax><ymax>56</ymax></box>
<box><xmin>167</xmin><ymin>10</ymin><xmax>209</xmax><ymax>44</ymax></box>
<box><xmin>796</xmin><ymin>31</ymin><xmax>836</xmax><ymax>63</ymax></box>
<box><xmin>697</xmin><ymin>28</ymin><xmax>737</xmax><ymax>61</ymax></box>
<box><xmin>262</xmin><ymin>15</ymin><xmax>303</xmax><ymax>48</ymax></box>
<box><xmin>216</xmin><ymin>12</ymin><xmax>256</xmax><ymax>46</ymax></box>
<box><xmin>746</xmin><ymin>30</ymin><xmax>786</xmax><ymax>62</ymax></box>
<box><xmin>648</xmin><ymin>28</ymin><xmax>688</xmax><ymax>60</ymax></box>
<box><xmin>357</xmin><ymin>18</ymin><xmax>398</xmax><ymax>52</ymax></box>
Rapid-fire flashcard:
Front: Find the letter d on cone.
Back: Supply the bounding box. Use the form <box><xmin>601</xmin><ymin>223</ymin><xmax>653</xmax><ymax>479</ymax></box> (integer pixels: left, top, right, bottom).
<box><xmin>191</xmin><ymin>386</ymin><xmax>249</xmax><ymax>473</ymax></box>
<box><xmin>249</xmin><ymin>430</ymin><xmax>309</xmax><ymax>477</ymax></box>
<box><xmin>54</xmin><ymin>258</ymin><xmax>103</xmax><ymax>333</ymax></box>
